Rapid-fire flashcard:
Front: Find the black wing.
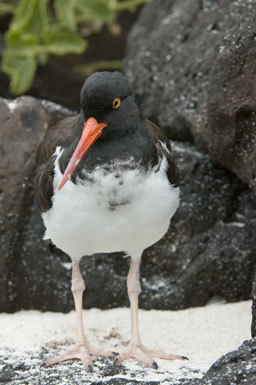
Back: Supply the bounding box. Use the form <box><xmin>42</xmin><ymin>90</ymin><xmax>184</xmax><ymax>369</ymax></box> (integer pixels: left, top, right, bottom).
<box><xmin>34</xmin><ymin>115</ymin><xmax>80</xmax><ymax>213</ymax></box>
<box><xmin>146</xmin><ymin>120</ymin><xmax>179</xmax><ymax>187</ymax></box>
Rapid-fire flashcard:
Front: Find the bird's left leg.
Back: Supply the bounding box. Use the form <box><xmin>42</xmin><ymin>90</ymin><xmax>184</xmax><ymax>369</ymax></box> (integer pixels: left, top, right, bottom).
<box><xmin>45</xmin><ymin>261</ymin><xmax>114</xmax><ymax>369</ymax></box>
<box><xmin>115</xmin><ymin>258</ymin><xmax>187</xmax><ymax>369</ymax></box>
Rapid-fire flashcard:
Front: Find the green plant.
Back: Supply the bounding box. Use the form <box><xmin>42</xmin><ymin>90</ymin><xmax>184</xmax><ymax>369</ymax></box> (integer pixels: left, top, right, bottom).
<box><xmin>0</xmin><ymin>1</ymin><xmax>18</xmax><ymax>16</ymax></box>
<box><xmin>1</xmin><ymin>0</ymin><xmax>147</xmax><ymax>94</ymax></box>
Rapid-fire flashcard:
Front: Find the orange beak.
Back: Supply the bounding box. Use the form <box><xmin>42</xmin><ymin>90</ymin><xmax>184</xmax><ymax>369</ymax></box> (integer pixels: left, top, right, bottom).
<box><xmin>58</xmin><ymin>117</ymin><xmax>107</xmax><ymax>190</ymax></box>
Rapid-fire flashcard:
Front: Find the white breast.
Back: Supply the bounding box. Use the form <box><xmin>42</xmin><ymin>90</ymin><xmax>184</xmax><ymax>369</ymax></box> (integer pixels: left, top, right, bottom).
<box><xmin>42</xmin><ymin>147</ymin><xmax>180</xmax><ymax>261</ymax></box>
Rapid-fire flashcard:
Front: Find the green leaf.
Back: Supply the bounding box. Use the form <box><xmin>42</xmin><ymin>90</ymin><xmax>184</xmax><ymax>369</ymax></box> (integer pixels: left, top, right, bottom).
<box><xmin>76</xmin><ymin>0</ymin><xmax>116</xmax><ymax>23</ymax></box>
<box><xmin>2</xmin><ymin>53</ymin><xmax>37</xmax><ymax>94</ymax></box>
<box><xmin>9</xmin><ymin>0</ymin><xmax>50</xmax><ymax>37</ymax></box>
<box><xmin>1</xmin><ymin>0</ymin><xmax>146</xmax><ymax>95</ymax></box>
<box><xmin>38</xmin><ymin>0</ymin><xmax>50</xmax><ymax>36</ymax></box>
<box><xmin>44</xmin><ymin>31</ymin><xmax>87</xmax><ymax>55</ymax></box>
<box><xmin>9</xmin><ymin>0</ymin><xmax>38</xmax><ymax>33</ymax></box>
<box><xmin>6</xmin><ymin>31</ymin><xmax>37</xmax><ymax>53</ymax></box>
<box><xmin>0</xmin><ymin>3</ymin><xmax>16</xmax><ymax>15</ymax></box>
<box><xmin>55</xmin><ymin>0</ymin><xmax>76</xmax><ymax>31</ymax></box>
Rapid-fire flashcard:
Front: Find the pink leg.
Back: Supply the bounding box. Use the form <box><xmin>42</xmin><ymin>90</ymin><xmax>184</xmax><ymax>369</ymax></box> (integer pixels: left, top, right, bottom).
<box><xmin>115</xmin><ymin>259</ymin><xmax>187</xmax><ymax>368</ymax></box>
<box><xmin>45</xmin><ymin>262</ymin><xmax>113</xmax><ymax>370</ymax></box>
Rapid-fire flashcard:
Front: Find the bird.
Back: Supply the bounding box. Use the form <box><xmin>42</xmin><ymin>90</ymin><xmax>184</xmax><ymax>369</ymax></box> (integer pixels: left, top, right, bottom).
<box><xmin>34</xmin><ymin>71</ymin><xmax>185</xmax><ymax>370</ymax></box>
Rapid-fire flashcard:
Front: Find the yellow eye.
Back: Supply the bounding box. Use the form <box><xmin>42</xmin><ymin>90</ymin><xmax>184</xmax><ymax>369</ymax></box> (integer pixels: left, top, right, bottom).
<box><xmin>112</xmin><ymin>97</ymin><xmax>121</xmax><ymax>109</ymax></box>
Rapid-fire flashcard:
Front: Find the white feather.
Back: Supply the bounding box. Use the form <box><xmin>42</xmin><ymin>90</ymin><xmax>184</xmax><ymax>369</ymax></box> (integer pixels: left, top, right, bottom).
<box><xmin>42</xmin><ymin>147</ymin><xmax>180</xmax><ymax>261</ymax></box>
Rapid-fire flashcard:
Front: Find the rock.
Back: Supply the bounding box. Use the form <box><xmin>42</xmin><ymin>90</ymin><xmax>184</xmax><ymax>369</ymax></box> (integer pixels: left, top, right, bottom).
<box><xmin>125</xmin><ymin>0</ymin><xmax>256</xmax><ymax>189</ymax></box>
<box><xmin>207</xmin><ymin>9</ymin><xmax>256</xmax><ymax>191</ymax></box>
<box><xmin>0</xmin><ymin>96</ymin><xmax>74</xmax><ymax>312</ymax></box>
<box><xmin>1</xmin><ymin>97</ymin><xmax>255</xmax><ymax>313</ymax></box>
<box><xmin>199</xmin><ymin>339</ymin><xmax>256</xmax><ymax>385</ymax></box>
<box><xmin>141</xmin><ymin>142</ymin><xmax>256</xmax><ymax>310</ymax></box>
<box><xmin>252</xmin><ymin>273</ymin><xmax>256</xmax><ymax>337</ymax></box>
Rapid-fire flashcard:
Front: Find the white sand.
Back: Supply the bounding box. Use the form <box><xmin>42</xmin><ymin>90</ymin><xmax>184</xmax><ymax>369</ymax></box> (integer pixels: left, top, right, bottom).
<box><xmin>0</xmin><ymin>300</ymin><xmax>252</xmax><ymax>382</ymax></box>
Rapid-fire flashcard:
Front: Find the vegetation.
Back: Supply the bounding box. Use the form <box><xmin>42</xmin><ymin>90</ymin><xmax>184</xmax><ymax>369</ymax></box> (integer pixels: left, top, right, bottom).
<box><xmin>0</xmin><ymin>0</ymin><xmax>147</xmax><ymax>94</ymax></box>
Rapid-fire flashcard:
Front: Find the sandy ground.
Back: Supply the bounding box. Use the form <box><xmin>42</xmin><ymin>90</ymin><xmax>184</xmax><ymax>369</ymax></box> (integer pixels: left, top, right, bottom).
<box><xmin>0</xmin><ymin>300</ymin><xmax>252</xmax><ymax>383</ymax></box>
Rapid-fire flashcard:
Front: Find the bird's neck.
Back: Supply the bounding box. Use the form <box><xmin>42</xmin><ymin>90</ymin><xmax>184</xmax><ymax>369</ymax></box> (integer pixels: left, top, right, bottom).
<box><xmin>59</xmin><ymin>120</ymin><xmax>156</xmax><ymax>179</ymax></box>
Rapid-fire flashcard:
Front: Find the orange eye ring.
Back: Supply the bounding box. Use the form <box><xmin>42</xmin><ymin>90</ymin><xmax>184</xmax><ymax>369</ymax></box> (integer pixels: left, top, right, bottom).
<box><xmin>112</xmin><ymin>97</ymin><xmax>121</xmax><ymax>109</ymax></box>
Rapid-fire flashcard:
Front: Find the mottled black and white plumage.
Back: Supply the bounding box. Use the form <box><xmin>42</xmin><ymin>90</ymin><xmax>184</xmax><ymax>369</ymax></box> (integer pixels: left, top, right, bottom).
<box><xmin>34</xmin><ymin>72</ymin><xmax>184</xmax><ymax>369</ymax></box>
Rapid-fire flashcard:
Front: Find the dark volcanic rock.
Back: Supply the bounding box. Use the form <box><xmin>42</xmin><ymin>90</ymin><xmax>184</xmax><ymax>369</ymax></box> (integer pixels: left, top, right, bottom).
<box><xmin>199</xmin><ymin>339</ymin><xmax>256</xmax><ymax>385</ymax></box>
<box><xmin>0</xmin><ymin>97</ymin><xmax>256</xmax><ymax>313</ymax></box>
<box><xmin>125</xmin><ymin>0</ymin><xmax>256</xmax><ymax>189</ymax></box>
<box><xmin>142</xmin><ymin>142</ymin><xmax>256</xmax><ymax>310</ymax></box>
<box><xmin>207</xmin><ymin>10</ymin><xmax>256</xmax><ymax>191</ymax></box>
<box><xmin>0</xmin><ymin>97</ymin><xmax>74</xmax><ymax>312</ymax></box>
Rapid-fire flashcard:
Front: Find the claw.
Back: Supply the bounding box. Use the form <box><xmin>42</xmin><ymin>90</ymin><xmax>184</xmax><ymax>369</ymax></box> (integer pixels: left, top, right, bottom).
<box><xmin>114</xmin><ymin>357</ymin><xmax>120</xmax><ymax>364</ymax></box>
<box><xmin>116</xmin><ymin>343</ymin><xmax>187</xmax><ymax>368</ymax></box>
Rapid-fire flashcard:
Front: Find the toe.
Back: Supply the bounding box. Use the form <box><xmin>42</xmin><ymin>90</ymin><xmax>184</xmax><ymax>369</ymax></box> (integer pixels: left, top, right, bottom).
<box><xmin>114</xmin><ymin>350</ymin><xmax>130</xmax><ymax>364</ymax></box>
<box><xmin>114</xmin><ymin>344</ymin><xmax>187</xmax><ymax>368</ymax></box>
<box><xmin>88</xmin><ymin>347</ymin><xmax>115</xmax><ymax>358</ymax></box>
<box><xmin>80</xmin><ymin>353</ymin><xmax>93</xmax><ymax>369</ymax></box>
<box><xmin>142</xmin><ymin>346</ymin><xmax>186</xmax><ymax>361</ymax></box>
<box><xmin>45</xmin><ymin>349</ymin><xmax>77</xmax><ymax>367</ymax></box>
<box><xmin>133</xmin><ymin>347</ymin><xmax>155</xmax><ymax>368</ymax></box>
<box><xmin>45</xmin><ymin>346</ymin><xmax>93</xmax><ymax>368</ymax></box>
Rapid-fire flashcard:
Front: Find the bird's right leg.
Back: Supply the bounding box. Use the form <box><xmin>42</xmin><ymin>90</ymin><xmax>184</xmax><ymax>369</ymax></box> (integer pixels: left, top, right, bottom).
<box><xmin>115</xmin><ymin>258</ymin><xmax>186</xmax><ymax>368</ymax></box>
<box><xmin>45</xmin><ymin>261</ymin><xmax>113</xmax><ymax>370</ymax></box>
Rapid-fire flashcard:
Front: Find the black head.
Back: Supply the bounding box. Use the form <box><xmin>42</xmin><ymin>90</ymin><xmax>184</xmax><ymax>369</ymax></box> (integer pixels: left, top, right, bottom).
<box><xmin>58</xmin><ymin>72</ymin><xmax>145</xmax><ymax>189</ymax></box>
<box><xmin>80</xmin><ymin>71</ymin><xmax>141</xmax><ymax>140</ymax></box>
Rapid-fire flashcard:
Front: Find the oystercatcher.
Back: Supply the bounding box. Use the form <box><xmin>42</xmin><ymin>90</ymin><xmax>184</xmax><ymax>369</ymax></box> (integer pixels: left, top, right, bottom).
<box><xmin>34</xmin><ymin>71</ymin><xmax>184</xmax><ymax>370</ymax></box>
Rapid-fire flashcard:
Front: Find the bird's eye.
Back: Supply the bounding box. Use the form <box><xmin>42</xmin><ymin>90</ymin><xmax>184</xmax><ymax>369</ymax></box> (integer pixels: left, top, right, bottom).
<box><xmin>112</xmin><ymin>97</ymin><xmax>121</xmax><ymax>109</ymax></box>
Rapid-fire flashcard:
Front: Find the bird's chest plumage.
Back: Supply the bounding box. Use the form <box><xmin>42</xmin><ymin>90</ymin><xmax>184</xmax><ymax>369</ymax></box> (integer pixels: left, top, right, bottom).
<box><xmin>42</xmin><ymin>148</ymin><xmax>179</xmax><ymax>260</ymax></box>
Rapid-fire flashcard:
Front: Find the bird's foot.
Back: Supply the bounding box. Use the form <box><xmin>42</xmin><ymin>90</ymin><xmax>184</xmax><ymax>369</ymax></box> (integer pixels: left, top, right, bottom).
<box><xmin>114</xmin><ymin>343</ymin><xmax>188</xmax><ymax>369</ymax></box>
<box><xmin>45</xmin><ymin>343</ymin><xmax>114</xmax><ymax>370</ymax></box>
